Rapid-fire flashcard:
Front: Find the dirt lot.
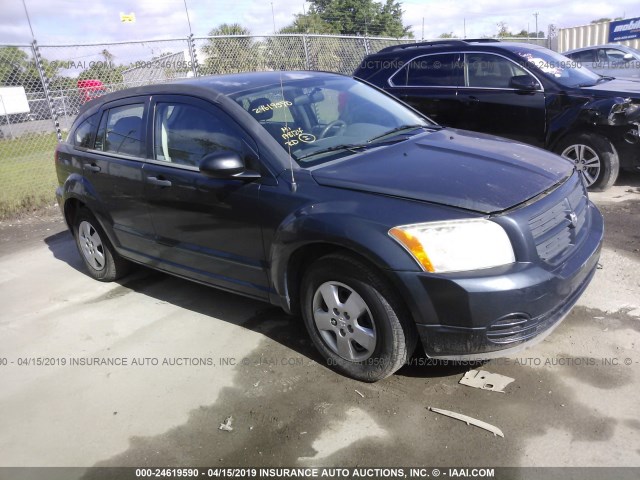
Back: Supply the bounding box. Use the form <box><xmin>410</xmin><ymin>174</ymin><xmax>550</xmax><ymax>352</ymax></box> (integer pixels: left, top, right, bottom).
<box><xmin>0</xmin><ymin>173</ymin><xmax>639</xmax><ymax>473</ymax></box>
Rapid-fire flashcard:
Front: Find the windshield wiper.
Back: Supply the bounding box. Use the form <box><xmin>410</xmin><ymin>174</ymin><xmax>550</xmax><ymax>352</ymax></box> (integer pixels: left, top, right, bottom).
<box><xmin>296</xmin><ymin>136</ymin><xmax>410</xmax><ymax>162</ymax></box>
<box><xmin>296</xmin><ymin>124</ymin><xmax>437</xmax><ymax>162</ymax></box>
<box><xmin>296</xmin><ymin>143</ymin><xmax>371</xmax><ymax>161</ymax></box>
<box><xmin>576</xmin><ymin>76</ymin><xmax>615</xmax><ymax>87</ymax></box>
<box><xmin>366</xmin><ymin>124</ymin><xmax>436</xmax><ymax>143</ymax></box>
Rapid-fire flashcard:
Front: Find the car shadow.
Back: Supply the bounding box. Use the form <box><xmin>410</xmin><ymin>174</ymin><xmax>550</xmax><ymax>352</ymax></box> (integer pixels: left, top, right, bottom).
<box><xmin>43</xmin><ymin>229</ymin><xmax>86</xmax><ymax>273</ymax></box>
<box><xmin>615</xmin><ymin>169</ymin><xmax>640</xmax><ymax>188</ymax></box>
<box><xmin>44</xmin><ymin>230</ymin><xmax>470</xmax><ymax>381</ymax></box>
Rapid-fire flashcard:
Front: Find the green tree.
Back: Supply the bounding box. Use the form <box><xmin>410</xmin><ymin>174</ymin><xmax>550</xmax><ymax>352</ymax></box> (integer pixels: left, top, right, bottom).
<box><xmin>438</xmin><ymin>32</ymin><xmax>455</xmax><ymax>38</ymax></box>
<box><xmin>279</xmin><ymin>13</ymin><xmax>333</xmax><ymax>34</ymax></box>
<box><xmin>281</xmin><ymin>0</ymin><xmax>413</xmax><ymax>38</ymax></box>
<box><xmin>101</xmin><ymin>49</ymin><xmax>115</xmax><ymax>64</ymax></box>
<box><xmin>77</xmin><ymin>62</ymin><xmax>126</xmax><ymax>86</ymax></box>
<box><xmin>201</xmin><ymin>23</ymin><xmax>258</xmax><ymax>74</ymax></box>
<box><xmin>496</xmin><ymin>21</ymin><xmax>511</xmax><ymax>37</ymax></box>
<box><xmin>208</xmin><ymin>23</ymin><xmax>251</xmax><ymax>36</ymax></box>
<box><xmin>0</xmin><ymin>47</ymin><xmax>30</xmax><ymax>87</ymax></box>
<box><xmin>0</xmin><ymin>46</ymin><xmax>61</xmax><ymax>92</ymax></box>
<box><xmin>590</xmin><ymin>17</ymin><xmax>622</xmax><ymax>24</ymax></box>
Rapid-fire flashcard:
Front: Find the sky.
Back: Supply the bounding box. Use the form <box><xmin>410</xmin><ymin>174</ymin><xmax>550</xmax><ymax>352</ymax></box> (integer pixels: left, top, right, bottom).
<box><xmin>1</xmin><ymin>0</ymin><xmax>638</xmax><ymax>45</ymax></box>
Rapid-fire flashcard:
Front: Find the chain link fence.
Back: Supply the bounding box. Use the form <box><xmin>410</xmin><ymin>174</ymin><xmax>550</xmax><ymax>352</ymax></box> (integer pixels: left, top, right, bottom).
<box><xmin>0</xmin><ymin>44</ymin><xmax>61</xmax><ymax>217</ymax></box>
<box><xmin>0</xmin><ymin>34</ymin><xmax>551</xmax><ymax>217</ymax></box>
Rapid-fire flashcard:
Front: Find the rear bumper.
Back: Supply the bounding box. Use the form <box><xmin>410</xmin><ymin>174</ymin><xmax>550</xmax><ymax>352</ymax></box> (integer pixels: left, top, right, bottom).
<box><xmin>393</xmin><ymin>203</ymin><xmax>604</xmax><ymax>359</ymax></box>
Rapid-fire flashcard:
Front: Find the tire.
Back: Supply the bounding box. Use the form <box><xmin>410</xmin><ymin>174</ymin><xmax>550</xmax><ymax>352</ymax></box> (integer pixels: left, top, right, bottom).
<box><xmin>300</xmin><ymin>253</ymin><xmax>417</xmax><ymax>382</ymax></box>
<box><xmin>73</xmin><ymin>208</ymin><xmax>130</xmax><ymax>282</ymax></box>
<box><xmin>554</xmin><ymin>133</ymin><xmax>619</xmax><ymax>191</ymax></box>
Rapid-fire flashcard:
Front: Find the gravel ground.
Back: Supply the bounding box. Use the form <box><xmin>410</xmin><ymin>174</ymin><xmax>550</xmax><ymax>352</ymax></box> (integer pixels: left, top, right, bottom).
<box><xmin>0</xmin><ymin>172</ymin><xmax>638</xmax><ymax>474</ymax></box>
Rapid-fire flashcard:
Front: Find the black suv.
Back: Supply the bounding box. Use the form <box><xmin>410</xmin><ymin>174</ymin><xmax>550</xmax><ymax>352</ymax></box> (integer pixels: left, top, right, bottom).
<box><xmin>56</xmin><ymin>72</ymin><xmax>603</xmax><ymax>381</ymax></box>
<box><xmin>355</xmin><ymin>39</ymin><xmax>640</xmax><ymax>190</ymax></box>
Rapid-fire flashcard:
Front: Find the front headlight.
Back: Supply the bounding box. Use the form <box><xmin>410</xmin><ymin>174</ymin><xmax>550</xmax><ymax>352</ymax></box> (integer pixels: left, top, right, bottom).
<box><xmin>389</xmin><ymin>219</ymin><xmax>515</xmax><ymax>273</ymax></box>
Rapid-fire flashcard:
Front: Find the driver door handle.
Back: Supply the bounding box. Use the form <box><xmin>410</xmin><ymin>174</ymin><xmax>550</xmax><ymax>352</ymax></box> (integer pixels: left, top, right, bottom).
<box><xmin>147</xmin><ymin>176</ymin><xmax>172</xmax><ymax>187</ymax></box>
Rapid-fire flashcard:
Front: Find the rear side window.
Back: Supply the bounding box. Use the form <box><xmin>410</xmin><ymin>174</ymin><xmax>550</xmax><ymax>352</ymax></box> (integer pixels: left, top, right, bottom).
<box><xmin>96</xmin><ymin>104</ymin><xmax>145</xmax><ymax>157</ymax></box>
<box><xmin>153</xmin><ymin>102</ymin><xmax>244</xmax><ymax>167</ymax></box>
<box><xmin>393</xmin><ymin>54</ymin><xmax>462</xmax><ymax>87</ymax></box>
<box><xmin>73</xmin><ymin>113</ymin><xmax>99</xmax><ymax>148</ymax></box>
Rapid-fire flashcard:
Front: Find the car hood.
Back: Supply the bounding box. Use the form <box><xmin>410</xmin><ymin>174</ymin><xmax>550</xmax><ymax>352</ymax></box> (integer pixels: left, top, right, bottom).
<box><xmin>310</xmin><ymin>129</ymin><xmax>573</xmax><ymax>214</ymax></box>
<box><xmin>579</xmin><ymin>78</ymin><xmax>640</xmax><ymax>96</ymax></box>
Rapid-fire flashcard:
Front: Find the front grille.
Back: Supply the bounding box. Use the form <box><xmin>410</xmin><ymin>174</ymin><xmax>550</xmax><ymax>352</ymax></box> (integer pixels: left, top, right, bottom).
<box><xmin>528</xmin><ymin>179</ymin><xmax>588</xmax><ymax>264</ymax></box>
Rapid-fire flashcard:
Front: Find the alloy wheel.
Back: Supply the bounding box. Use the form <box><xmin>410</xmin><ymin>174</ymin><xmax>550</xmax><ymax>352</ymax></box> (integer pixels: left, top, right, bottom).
<box><xmin>312</xmin><ymin>281</ymin><xmax>377</xmax><ymax>362</ymax></box>
<box><xmin>561</xmin><ymin>144</ymin><xmax>601</xmax><ymax>187</ymax></box>
<box><xmin>78</xmin><ymin>220</ymin><xmax>106</xmax><ymax>271</ymax></box>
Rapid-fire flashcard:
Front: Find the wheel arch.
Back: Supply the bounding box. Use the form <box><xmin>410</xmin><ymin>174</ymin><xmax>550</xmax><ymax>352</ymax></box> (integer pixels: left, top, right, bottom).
<box><xmin>552</xmin><ymin>130</ymin><xmax>620</xmax><ymax>190</ymax></box>
<box><xmin>59</xmin><ymin>174</ymin><xmax>119</xmax><ymax>246</ymax></box>
<box><xmin>62</xmin><ymin>197</ymin><xmax>84</xmax><ymax>232</ymax></box>
<box><xmin>281</xmin><ymin>242</ymin><xmax>416</xmax><ymax>327</ymax></box>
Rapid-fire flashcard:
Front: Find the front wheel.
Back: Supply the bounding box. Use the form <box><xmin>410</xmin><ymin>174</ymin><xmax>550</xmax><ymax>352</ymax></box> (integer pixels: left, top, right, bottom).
<box><xmin>554</xmin><ymin>133</ymin><xmax>619</xmax><ymax>191</ymax></box>
<box><xmin>301</xmin><ymin>253</ymin><xmax>417</xmax><ymax>382</ymax></box>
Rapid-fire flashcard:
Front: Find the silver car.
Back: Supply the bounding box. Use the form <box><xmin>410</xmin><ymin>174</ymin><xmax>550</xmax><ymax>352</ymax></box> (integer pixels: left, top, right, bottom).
<box><xmin>564</xmin><ymin>44</ymin><xmax>640</xmax><ymax>79</ymax></box>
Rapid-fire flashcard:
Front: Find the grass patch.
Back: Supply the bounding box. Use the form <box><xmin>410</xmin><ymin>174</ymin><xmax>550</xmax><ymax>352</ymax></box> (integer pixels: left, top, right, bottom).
<box><xmin>0</xmin><ymin>132</ymin><xmax>61</xmax><ymax>219</ymax></box>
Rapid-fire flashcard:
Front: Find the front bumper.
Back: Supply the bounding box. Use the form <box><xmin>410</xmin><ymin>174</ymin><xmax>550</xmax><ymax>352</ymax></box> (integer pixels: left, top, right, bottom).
<box><xmin>393</xmin><ymin>202</ymin><xmax>604</xmax><ymax>360</ymax></box>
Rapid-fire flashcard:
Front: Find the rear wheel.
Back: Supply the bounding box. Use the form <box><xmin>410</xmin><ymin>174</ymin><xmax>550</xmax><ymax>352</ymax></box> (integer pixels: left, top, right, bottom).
<box><xmin>73</xmin><ymin>209</ymin><xmax>130</xmax><ymax>282</ymax></box>
<box><xmin>301</xmin><ymin>253</ymin><xmax>417</xmax><ymax>382</ymax></box>
<box><xmin>555</xmin><ymin>133</ymin><xmax>619</xmax><ymax>191</ymax></box>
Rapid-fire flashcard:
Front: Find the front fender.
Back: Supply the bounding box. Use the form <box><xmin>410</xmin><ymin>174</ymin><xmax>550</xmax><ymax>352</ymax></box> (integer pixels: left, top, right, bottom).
<box><xmin>268</xmin><ymin>201</ymin><xmax>421</xmax><ymax>311</ymax></box>
<box><xmin>547</xmin><ymin>94</ymin><xmax>640</xmax><ymax>150</ymax></box>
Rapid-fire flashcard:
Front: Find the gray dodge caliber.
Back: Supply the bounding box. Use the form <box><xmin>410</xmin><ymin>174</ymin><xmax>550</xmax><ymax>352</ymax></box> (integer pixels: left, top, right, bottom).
<box><xmin>55</xmin><ymin>72</ymin><xmax>604</xmax><ymax>381</ymax></box>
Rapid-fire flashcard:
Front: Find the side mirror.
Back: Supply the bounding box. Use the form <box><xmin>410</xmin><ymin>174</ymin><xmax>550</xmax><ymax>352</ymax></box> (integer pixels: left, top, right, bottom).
<box><xmin>509</xmin><ymin>75</ymin><xmax>540</xmax><ymax>91</ymax></box>
<box><xmin>623</xmin><ymin>53</ymin><xmax>634</xmax><ymax>62</ymax></box>
<box><xmin>199</xmin><ymin>151</ymin><xmax>260</xmax><ymax>180</ymax></box>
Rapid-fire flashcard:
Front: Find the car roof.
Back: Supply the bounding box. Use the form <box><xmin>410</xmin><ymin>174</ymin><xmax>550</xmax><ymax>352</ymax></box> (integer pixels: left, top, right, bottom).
<box><xmin>109</xmin><ymin>71</ymin><xmax>344</xmax><ymax>99</ymax></box>
<box><xmin>565</xmin><ymin>44</ymin><xmax>636</xmax><ymax>54</ymax></box>
<box><xmin>374</xmin><ymin>39</ymin><xmax>547</xmax><ymax>56</ymax></box>
<box><xmin>169</xmin><ymin>70</ymin><xmax>346</xmax><ymax>95</ymax></box>
<box><xmin>78</xmin><ymin>70</ymin><xmax>347</xmax><ymax>115</ymax></box>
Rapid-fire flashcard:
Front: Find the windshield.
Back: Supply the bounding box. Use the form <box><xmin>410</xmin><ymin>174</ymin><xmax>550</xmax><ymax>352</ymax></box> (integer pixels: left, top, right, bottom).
<box><xmin>513</xmin><ymin>47</ymin><xmax>603</xmax><ymax>87</ymax></box>
<box><xmin>231</xmin><ymin>76</ymin><xmax>433</xmax><ymax>166</ymax></box>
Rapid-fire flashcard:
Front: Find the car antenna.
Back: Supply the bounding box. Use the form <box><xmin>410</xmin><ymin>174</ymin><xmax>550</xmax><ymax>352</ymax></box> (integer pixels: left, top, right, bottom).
<box><xmin>278</xmin><ymin>70</ymin><xmax>297</xmax><ymax>193</ymax></box>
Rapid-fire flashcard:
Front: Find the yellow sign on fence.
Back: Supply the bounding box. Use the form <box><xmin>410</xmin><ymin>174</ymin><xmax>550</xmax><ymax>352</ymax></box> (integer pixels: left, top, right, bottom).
<box><xmin>120</xmin><ymin>12</ymin><xmax>136</xmax><ymax>23</ymax></box>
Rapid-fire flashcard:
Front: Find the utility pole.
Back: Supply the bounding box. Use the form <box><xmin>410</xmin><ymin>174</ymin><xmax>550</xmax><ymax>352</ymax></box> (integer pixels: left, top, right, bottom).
<box><xmin>21</xmin><ymin>0</ymin><xmax>36</xmax><ymax>40</ymax></box>
<box><xmin>271</xmin><ymin>2</ymin><xmax>276</xmax><ymax>34</ymax></box>
<box><xmin>302</xmin><ymin>2</ymin><xmax>308</xmax><ymax>34</ymax></box>
<box><xmin>183</xmin><ymin>0</ymin><xmax>193</xmax><ymax>36</ymax></box>
<box><xmin>463</xmin><ymin>18</ymin><xmax>466</xmax><ymax>38</ymax></box>
<box><xmin>533</xmin><ymin>12</ymin><xmax>539</xmax><ymax>39</ymax></box>
<box><xmin>422</xmin><ymin>17</ymin><xmax>424</xmax><ymax>41</ymax></box>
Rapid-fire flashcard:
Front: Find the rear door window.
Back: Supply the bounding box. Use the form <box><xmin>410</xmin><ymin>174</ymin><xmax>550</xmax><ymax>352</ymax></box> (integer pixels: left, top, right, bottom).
<box><xmin>392</xmin><ymin>54</ymin><xmax>462</xmax><ymax>87</ymax></box>
<box><xmin>73</xmin><ymin>113</ymin><xmax>99</xmax><ymax>149</ymax></box>
<box><xmin>96</xmin><ymin>104</ymin><xmax>145</xmax><ymax>157</ymax></box>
